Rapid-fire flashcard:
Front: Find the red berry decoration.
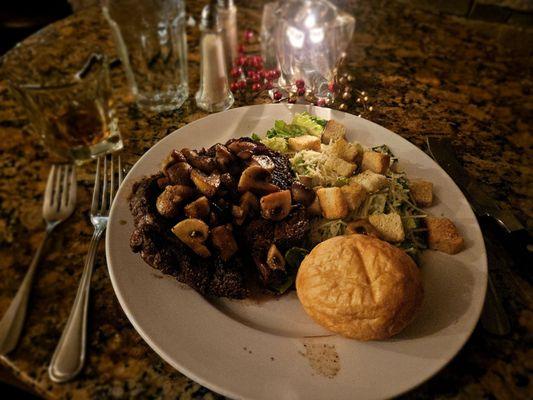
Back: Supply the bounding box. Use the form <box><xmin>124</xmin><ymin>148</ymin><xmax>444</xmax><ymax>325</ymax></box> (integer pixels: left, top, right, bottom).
<box><xmin>252</xmin><ymin>83</ymin><xmax>262</xmax><ymax>91</ymax></box>
<box><xmin>265</xmin><ymin>81</ymin><xmax>274</xmax><ymax>90</ymax></box>
<box><xmin>231</xmin><ymin>67</ymin><xmax>242</xmax><ymax>78</ymax></box>
<box><xmin>295</xmin><ymin>79</ymin><xmax>305</xmax><ymax>88</ymax></box>
<box><xmin>238</xmin><ymin>44</ymin><xmax>245</xmax><ymax>54</ymax></box>
<box><xmin>237</xmin><ymin>80</ymin><xmax>247</xmax><ymax>89</ymax></box>
<box><xmin>328</xmin><ymin>81</ymin><xmax>336</xmax><ymax>93</ymax></box>
<box><xmin>296</xmin><ymin>87</ymin><xmax>306</xmax><ymax>96</ymax></box>
<box><xmin>247</xmin><ymin>70</ymin><xmax>256</xmax><ymax>78</ymax></box>
<box><xmin>244</xmin><ymin>30</ymin><xmax>254</xmax><ymax>43</ymax></box>
<box><xmin>230</xmin><ymin>82</ymin><xmax>239</xmax><ymax>92</ymax></box>
<box><xmin>235</xmin><ymin>56</ymin><xmax>246</xmax><ymax>66</ymax></box>
<box><xmin>273</xmin><ymin>91</ymin><xmax>282</xmax><ymax>100</ymax></box>
<box><xmin>288</xmin><ymin>96</ymin><xmax>297</xmax><ymax>104</ymax></box>
<box><xmin>272</xmin><ymin>69</ymin><xmax>281</xmax><ymax>79</ymax></box>
<box><xmin>316</xmin><ymin>98</ymin><xmax>326</xmax><ymax>107</ymax></box>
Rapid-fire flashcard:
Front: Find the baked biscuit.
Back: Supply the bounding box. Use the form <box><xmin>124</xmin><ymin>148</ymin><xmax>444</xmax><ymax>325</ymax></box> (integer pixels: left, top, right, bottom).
<box><xmin>296</xmin><ymin>234</ymin><xmax>423</xmax><ymax>340</ymax></box>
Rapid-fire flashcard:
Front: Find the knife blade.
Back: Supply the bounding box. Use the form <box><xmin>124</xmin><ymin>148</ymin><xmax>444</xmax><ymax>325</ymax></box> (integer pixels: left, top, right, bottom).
<box><xmin>426</xmin><ymin>136</ymin><xmax>524</xmax><ymax>234</ymax></box>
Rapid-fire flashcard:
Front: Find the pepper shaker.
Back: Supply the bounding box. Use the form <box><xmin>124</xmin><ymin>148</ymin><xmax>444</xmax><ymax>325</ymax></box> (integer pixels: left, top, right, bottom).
<box><xmin>217</xmin><ymin>0</ymin><xmax>238</xmax><ymax>71</ymax></box>
<box><xmin>195</xmin><ymin>3</ymin><xmax>234</xmax><ymax>113</ymax></box>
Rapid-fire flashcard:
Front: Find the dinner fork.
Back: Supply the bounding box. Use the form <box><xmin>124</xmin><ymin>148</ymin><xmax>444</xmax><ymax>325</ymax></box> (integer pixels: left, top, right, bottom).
<box><xmin>0</xmin><ymin>164</ymin><xmax>77</xmax><ymax>355</ymax></box>
<box><xmin>49</xmin><ymin>154</ymin><xmax>122</xmax><ymax>383</ymax></box>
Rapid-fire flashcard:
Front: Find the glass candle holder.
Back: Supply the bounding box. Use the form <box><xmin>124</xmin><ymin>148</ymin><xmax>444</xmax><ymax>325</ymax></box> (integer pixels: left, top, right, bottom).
<box><xmin>261</xmin><ymin>0</ymin><xmax>355</xmax><ymax>98</ymax></box>
<box><xmin>8</xmin><ymin>54</ymin><xmax>123</xmax><ymax>164</ymax></box>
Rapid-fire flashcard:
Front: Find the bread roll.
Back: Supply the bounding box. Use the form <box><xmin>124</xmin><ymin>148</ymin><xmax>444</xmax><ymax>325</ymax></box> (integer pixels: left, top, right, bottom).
<box><xmin>296</xmin><ymin>234</ymin><xmax>423</xmax><ymax>340</ymax></box>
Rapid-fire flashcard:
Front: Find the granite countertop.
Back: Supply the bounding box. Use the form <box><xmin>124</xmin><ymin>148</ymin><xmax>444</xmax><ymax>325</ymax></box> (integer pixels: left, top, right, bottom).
<box><xmin>0</xmin><ymin>0</ymin><xmax>531</xmax><ymax>399</ymax></box>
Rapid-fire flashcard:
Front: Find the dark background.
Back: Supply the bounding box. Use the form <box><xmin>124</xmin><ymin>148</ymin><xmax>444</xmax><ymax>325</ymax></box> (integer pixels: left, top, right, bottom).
<box><xmin>0</xmin><ymin>0</ymin><xmax>530</xmax><ymax>398</ymax></box>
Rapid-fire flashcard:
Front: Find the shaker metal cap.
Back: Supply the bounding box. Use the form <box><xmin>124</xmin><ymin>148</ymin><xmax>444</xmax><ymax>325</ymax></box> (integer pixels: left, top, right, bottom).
<box><xmin>217</xmin><ymin>0</ymin><xmax>234</xmax><ymax>8</ymax></box>
<box><xmin>200</xmin><ymin>3</ymin><xmax>220</xmax><ymax>30</ymax></box>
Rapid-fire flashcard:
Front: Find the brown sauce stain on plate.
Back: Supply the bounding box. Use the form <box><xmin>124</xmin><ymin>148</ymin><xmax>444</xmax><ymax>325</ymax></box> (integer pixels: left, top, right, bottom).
<box><xmin>299</xmin><ymin>340</ymin><xmax>340</xmax><ymax>379</ymax></box>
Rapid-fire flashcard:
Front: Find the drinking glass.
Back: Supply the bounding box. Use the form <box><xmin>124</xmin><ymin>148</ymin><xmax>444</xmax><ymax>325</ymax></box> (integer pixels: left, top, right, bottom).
<box><xmin>8</xmin><ymin>54</ymin><xmax>123</xmax><ymax>164</ymax></box>
<box><xmin>102</xmin><ymin>0</ymin><xmax>189</xmax><ymax>112</ymax></box>
<box><xmin>261</xmin><ymin>0</ymin><xmax>355</xmax><ymax>98</ymax></box>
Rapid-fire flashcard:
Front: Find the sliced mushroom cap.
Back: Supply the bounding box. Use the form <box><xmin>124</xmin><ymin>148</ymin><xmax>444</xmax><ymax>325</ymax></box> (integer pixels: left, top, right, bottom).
<box><xmin>190</xmin><ymin>169</ymin><xmax>221</xmax><ymax>197</ymax></box>
<box><xmin>346</xmin><ymin>219</ymin><xmax>381</xmax><ymax>238</ymax></box>
<box><xmin>228</xmin><ymin>140</ymin><xmax>257</xmax><ymax>159</ymax></box>
<box><xmin>233</xmin><ymin>191</ymin><xmax>259</xmax><ymax>225</ymax></box>
<box><xmin>249</xmin><ymin>155</ymin><xmax>275</xmax><ymax>172</ymax></box>
<box><xmin>215</xmin><ymin>144</ymin><xmax>236</xmax><ymax>170</ymax></box>
<box><xmin>184</xmin><ymin>196</ymin><xmax>211</xmax><ymax>220</ymax></box>
<box><xmin>171</xmin><ymin>218</ymin><xmax>211</xmax><ymax>257</ymax></box>
<box><xmin>181</xmin><ymin>148</ymin><xmax>217</xmax><ymax>173</ymax></box>
<box><xmin>211</xmin><ymin>224</ymin><xmax>239</xmax><ymax>261</ymax></box>
<box><xmin>266</xmin><ymin>244</ymin><xmax>286</xmax><ymax>272</ymax></box>
<box><xmin>238</xmin><ymin>165</ymin><xmax>279</xmax><ymax>194</ymax></box>
<box><xmin>156</xmin><ymin>185</ymin><xmax>195</xmax><ymax>218</ymax></box>
<box><xmin>291</xmin><ymin>181</ymin><xmax>316</xmax><ymax>207</ymax></box>
<box><xmin>260</xmin><ymin>190</ymin><xmax>292</xmax><ymax>221</ymax></box>
<box><xmin>156</xmin><ymin>176</ymin><xmax>170</xmax><ymax>189</ymax></box>
<box><xmin>165</xmin><ymin>162</ymin><xmax>192</xmax><ymax>185</ymax></box>
<box><xmin>160</xmin><ymin>150</ymin><xmax>186</xmax><ymax>173</ymax></box>
<box><xmin>298</xmin><ymin>176</ymin><xmax>314</xmax><ymax>188</ymax></box>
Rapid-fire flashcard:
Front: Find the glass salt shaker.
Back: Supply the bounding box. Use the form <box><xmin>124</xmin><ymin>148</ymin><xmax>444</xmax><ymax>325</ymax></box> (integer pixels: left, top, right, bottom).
<box><xmin>195</xmin><ymin>3</ymin><xmax>234</xmax><ymax>113</ymax></box>
<box><xmin>217</xmin><ymin>0</ymin><xmax>238</xmax><ymax>72</ymax></box>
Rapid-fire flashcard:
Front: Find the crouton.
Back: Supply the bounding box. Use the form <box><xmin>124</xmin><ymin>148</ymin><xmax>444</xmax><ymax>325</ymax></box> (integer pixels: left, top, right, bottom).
<box><xmin>340</xmin><ymin>182</ymin><xmax>367</xmax><ymax>211</ymax></box>
<box><xmin>350</xmin><ymin>170</ymin><xmax>388</xmax><ymax>193</ymax></box>
<box><xmin>322</xmin><ymin>120</ymin><xmax>346</xmax><ymax>144</ymax></box>
<box><xmin>361</xmin><ymin>151</ymin><xmax>391</xmax><ymax>174</ymax></box>
<box><xmin>368</xmin><ymin>213</ymin><xmax>405</xmax><ymax>242</ymax></box>
<box><xmin>409</xmin><ymin>180</ymin><xmax>433</xmax><ymax>207</ymax></box>
<box><xmin>324</xmin><ymin>156</ymin><xmax>356</xmax><ymax>177</ymax></box>
<box><xmin>316</xmin><ymin>187</ymin><xmax>349</xmax><ymax>219</ymax></box>
<box><xmin>329</xmin><ymin>138</ymin><xmax>361</xmax><ymax>162</ymax></box>
<box><xmin>307</xmin><ymin>195</ymin><xmax>322</xmax><ymax>216</ymax></box>
<box><xmin>288</xmin><ymin>135</ymin><xmax>321</xmax><ymax>151</ymax></box>
<box><xmin>425</xmin><ymin>217</ymin><xmax>464</xmax><ymax>254</ymax></box>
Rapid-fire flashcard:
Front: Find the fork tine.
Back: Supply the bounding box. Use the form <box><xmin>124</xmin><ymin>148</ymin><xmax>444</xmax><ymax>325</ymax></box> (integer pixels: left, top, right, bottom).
<box><xmin>118</xmin><ymin>155</ymin><xmax>123</xmax><ymax>186</ymax></box>
<box><xmin>44</xmin><ymin>165</ymin><xmax>56</xmax><ymax>209</ymax></box>
<box><xmin>91</xmin><ymin>157</ymin><xmax>101</xmax><ymax>215</ymax></box>
<box><xmin>61</xmin><ymin>165</ymin><xmax>70</xmax><ymax>208</ymax></box>
<box><xmin>100</xmin><ymin>155</ymin><xmax>109</xmax><ymax>212</ymax></box>
<box><xmin>53</xmin><ymin>165</ymin><xmax>62</xmax><ymax>209</ymax></box>
<box><xmin>68</xmin><ymin>166</ymin><xmax>77</xmax><ymax>208</ymax></box>
<box><xmin>109</xmin><ymin>154</ymin><xmax>115</xmax><ymax>207</ymax></box>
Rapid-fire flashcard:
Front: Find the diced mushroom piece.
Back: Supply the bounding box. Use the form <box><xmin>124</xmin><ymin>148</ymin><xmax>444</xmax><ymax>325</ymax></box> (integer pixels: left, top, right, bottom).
<box><xmin>248</xmin><ymin>155</ymin><xmax>275</xmax><ymax>172</ymax></box>
<box><xmin>298</xmin><ymin>176</ymin><xmax>314</xmax><ymax>188</ymax></box>
<box><xmin>233</xmin><ymin>191</ymin><xmax>259</xmax><ymax>225</ymax></box>
<box><xmin>228</xmin><ymin>140</ymin><xmax>257</xmax><ymax>159</ymax></box>
<box><xmin>211</xmin><ymin>224</ymin><xmax>239</xmax><ymax>261</ymax></box>
<box><xmin>260</xmin><ymin>190</ymin><xmax>292</xmax><ymax>221</ymax></box>
<box><xmin>160</xmin><ymin>150</ymin><xmax>186</xmax><ymax>173</ymax></box>
<box><xmin>346</xmin><ymin>219</ymin><xmax>382</xmax><ymax>238</ymax></box>
<box><xmin>291</xmin><ymin>181</ymin><xmax>316</xmax><ymax>207</ymax></box>
<box><xmin>181</xmin><ymin>148</ymin><xmax>217</xmax><ymax>173</ymax></box>
<box><xmin>190</xmin><ymin>169</ymin><xmax>221</xmax><ymax>197</ymax></box>
<box><xmin>156</xmin><ymin>185</ymin><xmax>195</xmax><ymax>218</ymax></box>
<box><xmin>219</xmin><ymin>172</ymin><xmax>235</xmax><ymax>190</ymax></box>
<box><xmin>184</xmin><ymin>196</ymin><xmax>211</xmax><ymax>220</ymax></box>
<box><xmin>238</xmin><ymin>166</ymin><xmax>279</xmax><ymax>194</ymax></box>
<box><xmin>266</xmin><ymin>244</ymin><xmax>286</xmax><ymax>273</ymax></box>
<box><xmin>307</xmin><ymin>195</ymin><xmax>322</xmax><ymax>216</ymax></box>
<box><xmin>215</xmin><ymin>144</ymin><xmax>235</xmax><ymax>170</ymax></box>
<box><xmin>165</xmin><ymin>162</ymin><xmax>192</xmax><ymax>185</ymax></box>
<box><xmin>171</xmin><ymin>218</ymin><xmax>211</xmax><ymax>258</ymax></box>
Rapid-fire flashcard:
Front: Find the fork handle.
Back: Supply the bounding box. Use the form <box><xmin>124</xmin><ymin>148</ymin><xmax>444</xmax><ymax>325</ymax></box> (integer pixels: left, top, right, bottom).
<box><xmin>48</xmin><ymin>227</ymin><xmax>104</xmax><ymax>383</ymax></box>
<box><xmin>0</xmin><ymin>229</ymin><xmax>52</xmax><ymax>355</ymax></box>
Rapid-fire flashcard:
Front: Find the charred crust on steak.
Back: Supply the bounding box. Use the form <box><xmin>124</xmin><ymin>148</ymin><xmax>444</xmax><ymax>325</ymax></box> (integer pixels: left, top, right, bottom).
<box><xmin>129</xmin><ymin>137</ymin><xmax>308</xmax><ymax>299</ymax></box>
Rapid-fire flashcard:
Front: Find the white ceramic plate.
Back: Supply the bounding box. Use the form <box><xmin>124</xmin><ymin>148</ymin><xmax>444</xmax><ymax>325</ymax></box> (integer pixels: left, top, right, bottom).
<box><xmin>106</xmin><ymin>104</ymin><xmax>487</xmax><ymax>400</ymax></box>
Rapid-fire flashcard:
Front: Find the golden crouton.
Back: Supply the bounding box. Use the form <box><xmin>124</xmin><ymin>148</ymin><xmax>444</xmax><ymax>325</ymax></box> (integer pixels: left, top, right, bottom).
<box><xmin>324</xmin><ymin>156</ymin><xmax>356</xmax><ymax>177</ymax></box>
<box><xmin>361</xmin><ymin>151</ymin><xmax>391</xmax><ymax>174</ymax></box>
<box><xmin>329</xmin><ymin>138</ymin><xmax>361</xmax><ymax>162</ymax></box>
<box><xmin>322</xmin><ymin>120</ymin><xmax>346</xmax><ymax>144</ymax></box>
<box><xmin>350</xmin><ymin>170</ymin><xmax>388</xmax><ymax>193</ymax></box>
<box><xmin>409</xmin><ymin>180</ymin><xmax>433</xmax><ymax>207</ymax></box>
<box><xmin>425</xmin><ymin>217</ymin><xmax>464</xmax><ymax>254</ymax></box>
<box><xmin>368</xmin><ymin>213</ymin><xmax>405</xmax><ymax>242</ymax></box>
<box><xmin>340</xmin><ymin>182</ymin><xmax>367</xmax><ymax>211</ymax></box>
<box><xmin>316</xmin><ymin>187</ymin><xmax>349</xmax><ymax>219</ymax></box>
<box><xmin>288</xmin><ymin>135</ymin><xmax>321</xmax><ymax>151</ymax></box>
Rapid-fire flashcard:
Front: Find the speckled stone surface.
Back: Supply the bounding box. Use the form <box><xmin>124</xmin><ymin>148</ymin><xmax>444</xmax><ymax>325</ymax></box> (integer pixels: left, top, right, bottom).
<box><xmin>0</xmin><ymin>0</ymin><xmax>531</xmax><ymax>399</ymax></box>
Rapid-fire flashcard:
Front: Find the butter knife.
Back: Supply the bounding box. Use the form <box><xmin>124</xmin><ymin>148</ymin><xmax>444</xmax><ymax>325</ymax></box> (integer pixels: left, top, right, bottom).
<box><xmin>425</xmin><ymin>136</ymin><xmax>514</xmax><ymax>335</ymax></box>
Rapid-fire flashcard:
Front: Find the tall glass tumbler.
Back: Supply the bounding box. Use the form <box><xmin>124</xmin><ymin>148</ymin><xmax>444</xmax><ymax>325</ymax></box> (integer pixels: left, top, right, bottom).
<box><xmin>102</xmin><ymin>0</ymin><xmax>189</xmax><ymax>112</ymax></box>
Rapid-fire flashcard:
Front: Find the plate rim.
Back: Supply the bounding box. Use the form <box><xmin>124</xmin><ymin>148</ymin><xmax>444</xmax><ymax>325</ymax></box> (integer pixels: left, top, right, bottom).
<box><xmin>105</xmin><ymin>104</ymin><xmax>487</xmax><ymax>400</ymax></box>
